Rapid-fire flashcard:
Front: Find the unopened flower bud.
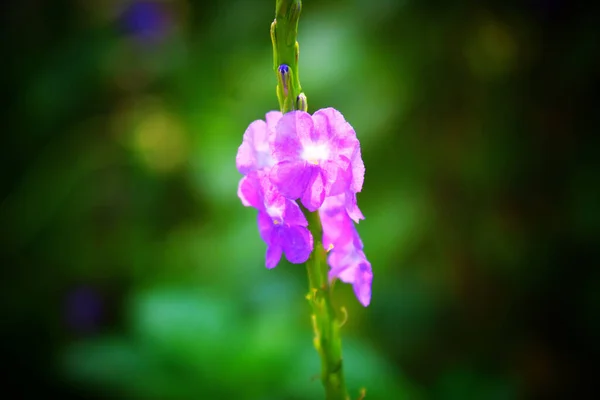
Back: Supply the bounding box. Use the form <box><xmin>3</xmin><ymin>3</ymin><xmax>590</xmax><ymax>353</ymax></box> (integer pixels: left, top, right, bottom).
<box><xmin>277</xmin><ymin>64</ymin><xmax>291</xmax><ymax>97</ymax></box>
<box><xmin>296</xmin><ymin>93</ymin><xmax>307</xmax><ymax>111</ymax></box>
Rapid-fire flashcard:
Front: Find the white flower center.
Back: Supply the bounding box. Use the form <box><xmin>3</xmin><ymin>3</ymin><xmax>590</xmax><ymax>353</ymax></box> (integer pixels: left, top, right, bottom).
<box><xmin>256</xmin><ymin>150</ymin><xmax>274</xmax><ymax>169</ymax></box>
<box><xmin>302</xmin><ymin>143</ymin><xmax>329</xmax><ymax>165</ymax></box>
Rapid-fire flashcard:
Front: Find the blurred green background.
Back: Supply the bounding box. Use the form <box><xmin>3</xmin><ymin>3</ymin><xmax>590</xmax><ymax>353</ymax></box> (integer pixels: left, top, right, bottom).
<box><xmin>1</xmin><ymin>0</ymin><xmax>598</xmax><ymax>399</ymax></box>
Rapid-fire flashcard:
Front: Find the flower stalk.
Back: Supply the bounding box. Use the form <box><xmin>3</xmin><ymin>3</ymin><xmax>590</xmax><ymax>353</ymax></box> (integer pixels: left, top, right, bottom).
<box><xmin>305</xmin><ymin>209</ymin><xmax>349</xmax><ymax>400</ymax></box>
<box><xmin>271</xmin><ymin>1</ymin><xmax>349</xmax><ymax>399</ymax></box>
<box><xmin>271</xmin><ymin>0</ymin><xmax>305</xmax><ymax>113</ymax></box>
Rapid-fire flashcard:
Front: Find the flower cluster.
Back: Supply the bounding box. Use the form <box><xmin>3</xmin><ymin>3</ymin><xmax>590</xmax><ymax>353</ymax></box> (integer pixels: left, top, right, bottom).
<box><xmin>236</xmin><ymin>108</ymin><xmax>372</xmax><ymax>306</ymax></box>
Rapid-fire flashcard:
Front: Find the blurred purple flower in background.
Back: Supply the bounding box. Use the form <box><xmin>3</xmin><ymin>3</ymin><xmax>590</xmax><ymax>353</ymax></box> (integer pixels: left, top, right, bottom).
<box><xmin>119</xmin><ymin>0</ymin><xmax>172</xmax><ymax>43</ymax></box>
<box><xmin>64</xmin><ymin>286</ymin><xmax>103</xmax><ymax>334</ymax></box>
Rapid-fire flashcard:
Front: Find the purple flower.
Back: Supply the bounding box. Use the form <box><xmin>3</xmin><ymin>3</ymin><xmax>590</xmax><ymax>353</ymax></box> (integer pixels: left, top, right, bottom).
<box><xmin>238</xmin><ymin>171</ymin><xmax>313</xmax><ymax>268</ymax></box>
<box><xmin>270</xmin><ymin>108</ymin><xmax>363</xmax><ymax>211</ymax></box>
<box><xmin>320</xmin><ymin>194</ymin><xmax>372</xmax><ymax>306</ymax></box>
<box><xmin>236</xmin><ymin>107</ymin><xmax>371</xmax><ymax>305</ymax></box>
<box><xmin>64</xmin><ymin>286</ymin><xmax>103</xmax><ymax>333</ymax></box>
<box><xmin>120</xmin><ymin>1</ymin><xmax>172</xmax><ymax>44</ymax></box>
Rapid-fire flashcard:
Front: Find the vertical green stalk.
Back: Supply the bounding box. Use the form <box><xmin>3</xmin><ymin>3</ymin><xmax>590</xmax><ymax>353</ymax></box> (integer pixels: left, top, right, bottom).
<box><xmin>271</xmin><ymin>1</ymin><xmax>349</xmax><ymax>399</ymax></box>
<box><xmin>305</xmin><ymin>210</ymin><xmax>349</xmax><ymax>400</ymax></box>
<box><xmin>271</xmin><ymin>0</ymin><xmax>306</xmax><ymax>113</ymax></box>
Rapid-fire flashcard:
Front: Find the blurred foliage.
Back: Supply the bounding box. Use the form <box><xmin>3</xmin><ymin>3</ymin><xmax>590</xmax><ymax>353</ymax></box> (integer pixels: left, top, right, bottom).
<box><xmin>1</xmin><ymin>0</ymin><xmax>599</xmax><ymax>399</ymax></box>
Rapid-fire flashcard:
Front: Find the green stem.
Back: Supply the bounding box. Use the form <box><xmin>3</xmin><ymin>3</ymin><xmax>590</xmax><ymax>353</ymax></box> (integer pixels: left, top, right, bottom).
<box><xmin>271</xmin><ymin>1</ymin><xmax>348</xmax><ymax>399</ymax></box>
<box><xmin>271</xmin><ymin>0</ymin><xmax>305</xmax><ymax>113</ymax></box>
<box><xmin>305</xmin><ymin>209</ymin><xmax>349</xmax><ymax>400</ymax></box>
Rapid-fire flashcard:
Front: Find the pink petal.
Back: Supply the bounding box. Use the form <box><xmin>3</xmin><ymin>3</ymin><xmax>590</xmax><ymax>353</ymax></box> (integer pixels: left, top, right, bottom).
<box><xmin>320</xmin><ymin>193</ymin><xmax>346</xmax><ymax>216</ymax></box>
<box><xmin>311</xmin><ymin>108</ymin><xmax>341</xmax><ymax>142</ymax></box>
<box><xmin>328</xmin><ymin>243</ymin><xmax>355</xmax><ymax>281</ymax></box>
<box><xmin>345</xmin><ymin>192</ymin><xmax>365</xmax><ymax>223</ymax></box>
<box><xmin>312</xmin><ymin>108</ymin><xmax>358</xmax><ymax>153</ymax></box>
<box><xmin>334</xmin><ymin>124</ymin><xmax>360</xmax><ymax>162</ymax></box>
<box><xmin>327</xmin><ymin>241</ymin><xmax>372</xmax><ymax>307</ymax></box>
<box><xmin>270</xmin><ymin>160</ymin><xmax>312</xmax><ymax>200</ymax></box>
<box><xmin>350</xmin><ymin>145</ymin><xmax>365</xmax><ymax>193</ymax></box>
<box><xmin>273</xmin><ymin>111</ymin><xmax>313</xmax><ymax>161</ymax></box>
<box><xmin>301</xmin><ymin>167</ymin><xmax>326</xmax><ymax>211</ymax></box>
<box><xmin>257</xmin><ymin>211</ymin><xmax>273</xmax><ymax>243</ymax></box>
<box><xmin>322</xmin><ymin>155</ymin><xmax>352</xmax><ymax>197</ymax></box>
<box><xmin>237</xmin><ymin>175</ymin><xmax>262</xmax><ymax>209</ymax></box>
<box><xmin>333</xmin><ymin>262</ymin><xmax>355</xmax><ymax>283</ymax></box>
<box><xmin>265</xmin><ymin>244</ymin><xmax>283</xmax><ymax>269</ymax></box>
<box><xmin>321</xmin><ymin>213</ymin><xmax>346</xmax><ymax>249</ymax></box>
<box><xmin>265</xmin><ymin>111</ymin><xmax>283</xmax><ymax>132</ymax></box>
<box><xmin>236</xmin><ymin>119</ymin><xmax>268</xmax><ymax>174</ymax></box>
<box><xmin>281</xmin><ymin>225</ymin><xmax>313</xmax><ymax>264</ymax></box>
<box><xmin>283</xmin><ymin>199</ymin><xmax>308</xmax><ymax>227</ymax></box>
<box><xmin>353</xmin><ymin>260</ymin><xmax>373</xmax><ymax>306</ymax></box>
<box><xmin>321</xmin><ymin>208</ymin><xmax>356</xmax><ymax>249</ymax></box>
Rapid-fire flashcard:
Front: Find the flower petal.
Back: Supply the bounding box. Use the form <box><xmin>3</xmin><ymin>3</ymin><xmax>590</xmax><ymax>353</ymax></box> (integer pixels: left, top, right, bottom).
<box><xmin>311</xmin><ymin>107</ymin><xmax>342</xmax><ymax>142</ymax></box>
<box><xmin>236</xmin><ymin>119</ymin><xmax>268</xmax><ymax>174</ymax></box>
<box><xmin>345</xmin><ymin>191</ymin><xmax>365</xmax><ymax>223</ymax></box>
<box><xmin>350</xmin><ymin>145</ymin><xmax>365</xmax><ymax>193</ymax></box>
<box><xmin>281</xmin><ymin>225</ymin><xmax>313</xmax><ymax>264</ymax></box>
<box><xmin>265</xmin><ymin>111</ymin><xmax>283</xmax><ymax>132</ymax></box>
<box><xmin>256</xmin><ymin>211</ymin><xmax>273</xmax><ymax>243</ymax></box>
<box><xmin>283</xmin><ymin>199</ymin><xmax>308</xmax><ymax>227</ymax></box>
<box><xmin>327</xmin><ymin>240</ymin><xmax>373</xmax><ymax>307</ymax></box>
<box><xmin>265</xmin><ymin>244</ymin><xmax>283</xmax><ymax>269</ymax></box>
<box><xmin>320</xmin><ymin>193</ymin><xmax>346</xmax><ymax>215</ymax></box>
<box><xmin>270</xmin><ymin>160</ymin><xmax>312</xmax><ymax>200</ymax></box>
<box><xmin>237</xmin><ymin>174</ymin><xmax>262</xmax><ymax>209</ymax></box>
<box><xmin>353</xmin><ymin>260</ymin><xmax>373</xmax><ymax>306</ymax></box>
<box><xmin>322</xmin><ymin>155</ymin><xmax>351</xmax><ymax>197</ymax></box>
<box><xmin>324</xmin><ymin>213</ymin><xmax>355</xmax><ymax>249</ymax></box>
<box><xmin>273</xmin><ymin>111</ymin><xmax>313</xmax><ymax>161</ymax></box>
<box><xmin>301</xmin><ymin>167</ymin><xmax>326</xmax><ymax>211</ymax></box>
<box><xmin>330</xmin><ymin>255</ymin><xmax>355</xmax><ymax>282</ymax></box>
<box><xmin>320</xmin><ymin>194</ymin><xmax>357</xmax><ymax>247</ymax></box>
<box><xmin>312</xmin><ymin>108</ymin><xmax>358</xmax><ymax>158</ymax></box>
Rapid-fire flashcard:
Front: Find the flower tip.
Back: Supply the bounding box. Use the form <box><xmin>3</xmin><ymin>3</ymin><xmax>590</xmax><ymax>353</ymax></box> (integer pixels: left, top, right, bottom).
<box><xmin>355</xmin><ymin>280</ymin><xmax>371</xmax><ymax>306</ymax></box>
<box><xmin>358</xmin><ymin>293</ymin><xmax>371</xmax><ymax>307</ymax></box>
<box><xmin>265</xmin><ymin>245</ymin><xmax>283</xmax><ymax>269</ymax></box>
<box><xmin>277</xmin><ymin>64</ymin><xmax>290</xmax><ymax>74</ymax></box>
<box><xmin>355</xmin><ymin>263</ymin><xmax>373</xmax><ymax>306</ymax></box>
<box><xmin>277</xmin><ymin>64</ymin><xmax>291</xmax><ymax>97</ymax></box>
<box><xmin>296</xmin><ymin>93</ymin><xmax>307</xmax><ymax>112</ymax></box>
